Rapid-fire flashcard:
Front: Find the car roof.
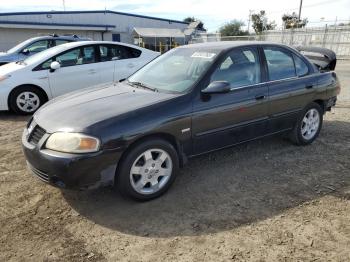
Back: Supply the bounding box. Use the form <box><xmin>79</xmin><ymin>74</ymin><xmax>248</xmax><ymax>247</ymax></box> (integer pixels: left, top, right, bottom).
<box><xmin>55</xmin><ymin>41</ymin><xmax>151</xmax><ymax>51</ymax></box>
<box><xmin>180</xmin><ymin>41</ymin><xmax>293</xmax><ymax>51</ymax></box>
<box><xmin>27</xmin><ymin>35</ymin><xmax>89</xmax><ymax>41</ymax></box>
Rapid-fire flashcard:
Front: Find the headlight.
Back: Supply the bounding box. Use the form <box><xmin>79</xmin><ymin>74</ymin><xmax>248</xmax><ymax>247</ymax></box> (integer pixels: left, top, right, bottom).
<box><xmin>45</xmin><ymin>132</ymin><xmax>100</xmax><ymax>153</ymax></box>
<box><xmin>0</xmin><ymin>75</ymin><xmax>10</xmax><ymax>82</ymax></box>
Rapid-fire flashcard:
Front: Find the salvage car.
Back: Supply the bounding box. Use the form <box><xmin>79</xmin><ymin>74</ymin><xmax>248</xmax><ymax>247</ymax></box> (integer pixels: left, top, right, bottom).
<box><xmin>0</xmin><ymin>41</ymin><xmax>159</xmax><ymax>114</ymax></box>
<box><xmin>22</xmin><ymin>42</ymin><xmax>340</xmax><ymax>201</ymax></box>
<box><xmin>0</xmin><ymin>34</ymin><xmax>90</xmax><ymax>66</ymax></box>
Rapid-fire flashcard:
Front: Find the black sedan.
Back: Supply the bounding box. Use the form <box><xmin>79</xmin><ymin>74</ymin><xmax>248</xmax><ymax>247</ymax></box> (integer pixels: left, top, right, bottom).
<box><xmin>22</xmin><ymin>42</ymin><xmax>340</xmax><ymax>201</ymax></box>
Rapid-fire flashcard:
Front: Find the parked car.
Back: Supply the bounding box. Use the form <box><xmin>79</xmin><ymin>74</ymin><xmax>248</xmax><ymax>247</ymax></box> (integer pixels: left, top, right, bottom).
<box><xmin>0</xmin><ymin>41</ymin><xmax>159</xmax><ymax>114</ymax></box>
<box><xmin>0</xmin><ymin>34</ymin><xmax>90</xmax><ymax>66</ymax></box>
<box><xmin>22</xmin><ymin>42</ymin><xmax>340</xmax><ymax>201</ymax></box>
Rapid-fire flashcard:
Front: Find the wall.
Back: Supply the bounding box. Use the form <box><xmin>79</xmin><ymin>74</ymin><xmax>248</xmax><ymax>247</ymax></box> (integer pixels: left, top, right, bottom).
<box><xmin>0</xmin><ymin>28</ymin><xmax>103</xmax><ymax>51</ymax></box>
<box><xmin>0</xmin><ymin>11</ymin><xmax>188</xmax><ymax>50</ymax></box>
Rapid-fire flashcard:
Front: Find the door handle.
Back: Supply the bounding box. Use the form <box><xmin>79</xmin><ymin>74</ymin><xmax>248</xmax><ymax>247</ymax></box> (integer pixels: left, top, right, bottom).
<box><xmin>127</xmin><ymin>63</ymin><xmax>135</xmax><ymax>68</ymax></box>
<box><xmin>255</xmin><ymin>95</ymin><xmax>266</xmax><ymax>100</ymax></box>
<box><xmin>88</xmin><ymin>69</ymin><xmax>97</xmax><ymax>75</ymax></box>
<box><xmin>305</xmin><ymin>85</ymin><xmax>314</xmax><ymax>89</ymax></box>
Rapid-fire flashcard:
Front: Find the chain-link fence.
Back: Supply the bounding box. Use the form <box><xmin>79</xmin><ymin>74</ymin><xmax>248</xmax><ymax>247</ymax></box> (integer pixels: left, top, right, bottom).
<box><xmin>190</xmin><ymin>25</ymin><xmax>350</xmax><ymax>59</ymax></box>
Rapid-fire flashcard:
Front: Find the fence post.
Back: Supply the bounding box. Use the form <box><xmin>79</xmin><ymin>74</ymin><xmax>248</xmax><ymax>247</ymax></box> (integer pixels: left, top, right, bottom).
<box><xmin>322</xmin><ymin>24</ymin><xmax>328</xmax><ymax>48</ymax></box>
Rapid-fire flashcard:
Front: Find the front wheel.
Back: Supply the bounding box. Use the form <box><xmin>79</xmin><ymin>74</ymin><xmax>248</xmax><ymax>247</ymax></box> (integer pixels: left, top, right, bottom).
<box><xmin>9</xmin><ymin>86</ymin><xmax>46</xmax><ymax>115</ymax></box>
<box><xmin>289</xmin><ymin>102</ymin><xmax>323</xmax><ymax>145</ymax></box>
<box><xmin>116</xmin><ymin>139</ymin><xmax>179</xmax><ymax>201</ymax></box>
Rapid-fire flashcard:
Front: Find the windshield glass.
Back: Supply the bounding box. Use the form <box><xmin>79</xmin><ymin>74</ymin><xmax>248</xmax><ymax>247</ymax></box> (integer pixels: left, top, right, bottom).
<box><xmin>23</xmin><ymin>45</ymin><xmax>67</xmax><ymax>66</ymax></box>
<box><xmin>7</xmin><ymin>38</ymin><xmax>36</xmax><ymax>53</ymax></box>
<box><xmin>128</xmin><ymin>47</ymin><xmax>219</xmax><ymax>93</ymax></box>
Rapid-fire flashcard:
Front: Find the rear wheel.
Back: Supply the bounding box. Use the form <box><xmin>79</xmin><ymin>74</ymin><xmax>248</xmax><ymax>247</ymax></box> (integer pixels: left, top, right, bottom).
<box><xmin>9</xmin><ymin>86</ymin><xmax>46</xmax><ymax>115</ymax></box>
<box><xmin>116</xmin><ymin>139</ymin><xmax>179</xmax><ymax>201</ymax></box>
<box><xmin>289</xmin><ymin>102</ymin><xmax>323</xmax><ymax>145</ymax></box>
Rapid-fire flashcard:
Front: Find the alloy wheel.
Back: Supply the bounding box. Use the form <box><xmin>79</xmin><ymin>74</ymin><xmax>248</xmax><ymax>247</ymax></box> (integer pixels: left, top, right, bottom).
<box><xmin>301</xmin><ymin>108</ymin><xmax>320</xmax><ymax>140</ymax></box>
<box><xmin>16</xmin><ymin>92</ymin><xmax>40</xmax><ymax>113</ymax></box>
<box><xmin>129</xmin><ymin>148</ymin><xmax>173</xmax><ymax>195</ymax></box>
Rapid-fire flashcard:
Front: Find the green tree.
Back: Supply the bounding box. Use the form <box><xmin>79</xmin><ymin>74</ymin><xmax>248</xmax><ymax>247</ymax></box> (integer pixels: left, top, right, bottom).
<box><xmin>219</xmin><ymin>20</ymin><xmax>249</xmax><ymax>36</ymax></box>
<box><xmin>282</xmin><ymin>12</ymin><xmax>308</xmax><ymax>29</ymax></box>
<box><xmin>251</xmin><ymin>10</ymin><xmax>276</xmax><ymax>34</ymax></box>
<box><xmin>183</xmin><ymin>17</ymin><xmax>205</xmax><ymax>31</ymax></box>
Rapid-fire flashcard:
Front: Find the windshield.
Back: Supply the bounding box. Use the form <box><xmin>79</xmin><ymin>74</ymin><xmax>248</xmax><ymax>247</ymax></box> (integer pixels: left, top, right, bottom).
<box><xmin>128</xmin><ymin>47</ymin><xmax>219</xmax><ymax>93</ymax></box>
<box><xmin>7</xmin><ymin>38</ymin><xmax>36</xmax><ymax>53</ymax></box>
<box><xmin>23</xmin><ymin>45</ymin><xmax>67</xmax><ymax>66</ymax></box>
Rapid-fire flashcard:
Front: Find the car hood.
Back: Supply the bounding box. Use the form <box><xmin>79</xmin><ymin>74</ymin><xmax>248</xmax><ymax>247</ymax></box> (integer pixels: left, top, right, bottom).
<box><xmin>0</xmin><ymin>61</ymin><xmax>25</xmax><ymax>74</ymax></box>
<box><xmin>34</xmin><ymin>82</ymin><xmax>178</xmax><ymax>133</ymax></box>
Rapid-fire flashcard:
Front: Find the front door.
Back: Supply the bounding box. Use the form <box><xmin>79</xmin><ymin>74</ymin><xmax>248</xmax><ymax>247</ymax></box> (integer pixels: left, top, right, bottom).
<box><xmin>192</xmin><ymin>47</ymin><xmax>269</xmax><ymax>154</ymax></box>
<box><xmin>48</xmin><ymin>45</ymin><xmax>100</xmax><ymax>97</ymax></box>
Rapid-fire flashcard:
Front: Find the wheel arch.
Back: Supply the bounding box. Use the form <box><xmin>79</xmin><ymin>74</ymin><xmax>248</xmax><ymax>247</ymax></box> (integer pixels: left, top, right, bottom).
<box><xmin>8</xmin><ymin>84</ymin><xmax>49</xmax><ymax>110</ymax></box>
<box><xmin>313</xmin><ymin>99</ymin><xmax>326</xmax><ymax>113</ymax></box>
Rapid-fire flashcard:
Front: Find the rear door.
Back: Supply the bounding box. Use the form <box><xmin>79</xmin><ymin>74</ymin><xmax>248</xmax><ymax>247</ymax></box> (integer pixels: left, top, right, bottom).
<box><xmin>192</xmin><ymin>47</ymin><xmax>269</xmax><ymax>154</ymax></box>
<box><xmin>113</xmin><ymin>45</ymin><xmax>143</xmax><ymax>81</ymax></box>
<box><xmin>262</xmin><ymin>46</ymin><xmax>317</xmax><ymax>132</ymax></box>
<box><xmin>48</xmin><ymin>45</ymin><xmax>100</xmax><ymax>97</ymax></box>
<box><xmin>95</xmin><ymin>44</ymin><xmax>117</xmax><ymax>83</ymax></box>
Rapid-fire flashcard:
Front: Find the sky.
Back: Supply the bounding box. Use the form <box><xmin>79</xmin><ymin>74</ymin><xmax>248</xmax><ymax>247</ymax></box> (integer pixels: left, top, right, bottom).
<box><xmin>0</xmin><ymin>0</ymin><xmax>349</xmax><ymax>32</ymax></box>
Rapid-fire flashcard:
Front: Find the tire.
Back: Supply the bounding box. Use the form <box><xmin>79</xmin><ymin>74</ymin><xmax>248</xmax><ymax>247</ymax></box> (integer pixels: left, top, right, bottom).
<box><xmin>9</xmin><ymin>86</ymin><xmax>46</xmax><ymax>115</ymax></box>
<box><xmin>289</xmin><ymin>102</ymin><xmax>323</xmax><ymax>146</ymax></box>
<box><xmin>116</xmin><ymin>138</ymin><xmax>179</xmax><ymax>201</ymax></box>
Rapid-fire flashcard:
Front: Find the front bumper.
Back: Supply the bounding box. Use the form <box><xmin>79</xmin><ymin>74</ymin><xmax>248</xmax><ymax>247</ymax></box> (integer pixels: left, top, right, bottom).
<box><xmin>22</xmin><ymin>127</ymin><xmax>122</xmax><ymax>190</ymax></box>
<box><xmin>0</xmin><ymin>82</ymin><xmax>10</xmax><ymax>111</ymax></box>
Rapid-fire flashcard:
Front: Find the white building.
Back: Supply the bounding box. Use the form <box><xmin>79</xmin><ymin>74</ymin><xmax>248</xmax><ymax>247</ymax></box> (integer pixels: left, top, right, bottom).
<box><xmin>0</xmin><ymin>10</ymin><xmax>189</xmax><ymax>51</ymax></box>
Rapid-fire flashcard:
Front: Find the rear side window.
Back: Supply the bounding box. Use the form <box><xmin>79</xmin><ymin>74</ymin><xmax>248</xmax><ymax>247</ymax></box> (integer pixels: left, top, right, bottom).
<box><xmin>211</xmin><ymin>48</ymin><xmax>261</xmax><ymax>88</ymax></box>
<box><xmin>264</xmin><ymin>47</ymin><xmax>296</xmax><ymax>81</ymax></box>
<box><xmin>293</xmin><ymin>54</ymin><xmax>309</xmax><ymax>76</ymax></box>
<box><xmin>125</xmin><ymin>46</ymin><xmax>142</xmax><ymax>58</ymax></box>
<box><xmin>99</xmin><ymin>45</ymin><xmax>142</xmax><ymax>61</ymax></box>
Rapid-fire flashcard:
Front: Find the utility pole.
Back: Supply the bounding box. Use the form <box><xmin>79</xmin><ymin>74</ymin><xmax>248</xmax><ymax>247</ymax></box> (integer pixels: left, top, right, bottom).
<box><xmin>62</xmin><ymin>0</ymin><xmax>66</xmax><ymax>11</ymax></box>
<box><xmin>298</xmin><ymin>0</ymin><xmax>303</xmax><ymax>20</ymax></box>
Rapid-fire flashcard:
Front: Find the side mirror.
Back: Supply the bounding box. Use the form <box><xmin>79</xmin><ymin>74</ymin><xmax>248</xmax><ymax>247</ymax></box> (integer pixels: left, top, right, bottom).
<box><xmin>201</xmin><ymin>81</ymin><xmax>231</xmax><ymax>94</ymax></box>
<box><xmin>50</xmin><ymin>61</ymin><xmax>61</xmax><ymax>72</ymax></box>
<box><xmin>22</xmin><ymin>49</ymin><xmax>30</xmax><ymax>55</ymax></box>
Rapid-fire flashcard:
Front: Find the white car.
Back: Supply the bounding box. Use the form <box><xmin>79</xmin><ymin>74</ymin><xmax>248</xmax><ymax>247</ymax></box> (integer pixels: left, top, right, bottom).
<box><xmin>0</xmin><ymin>41</ymin><xmax>159</xmax><ymax>114</ymax></box>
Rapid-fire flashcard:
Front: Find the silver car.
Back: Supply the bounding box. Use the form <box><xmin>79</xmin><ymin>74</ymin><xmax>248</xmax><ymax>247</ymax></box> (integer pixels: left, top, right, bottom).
<box><xmin>0</xmin><ymin>34</ymin><xmax>90</xmax><ymax>66</ymax></box>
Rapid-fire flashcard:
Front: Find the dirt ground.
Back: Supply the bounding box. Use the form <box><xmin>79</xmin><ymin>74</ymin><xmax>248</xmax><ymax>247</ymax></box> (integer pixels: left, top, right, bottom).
<box><xmin>0</xmin><ymin>61</ymin><xmax>349</xmax><ymax>262</ymax></box>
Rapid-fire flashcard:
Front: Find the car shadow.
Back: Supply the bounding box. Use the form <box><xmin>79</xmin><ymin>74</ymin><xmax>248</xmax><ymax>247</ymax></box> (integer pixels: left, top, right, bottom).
<box><xmin>0</xmin><ymin>111</ymin><xmax>30</xmax><ymax>122</ymax></box>
<box><xmin>62</xmin><ymin>119</ymin><xmax>350</xmax><ymax>238</ymax></box>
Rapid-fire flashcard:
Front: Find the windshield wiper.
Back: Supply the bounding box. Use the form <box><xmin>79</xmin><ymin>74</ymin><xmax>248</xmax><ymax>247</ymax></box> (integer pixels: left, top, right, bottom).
<box><xmin>128</xmin><ymin>81</ymin><xmax>158</xmax><ymax>92</ymax></box>
<box><xmin>16</xmin><ymin>60</ymin><xmax>26</xmax><ymax>65</ymax></box>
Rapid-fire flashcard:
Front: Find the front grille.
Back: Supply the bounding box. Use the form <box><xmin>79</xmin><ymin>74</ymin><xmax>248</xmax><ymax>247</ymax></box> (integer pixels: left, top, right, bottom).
<box><xmin>28</xmin><ymin>163</ymin><xmax>49</xmax><ymax>183</ymax></box>
<box><xmin>28</xmin><ymin>125</ymin><xmax>46</xmax><ymax>145</ymax></box>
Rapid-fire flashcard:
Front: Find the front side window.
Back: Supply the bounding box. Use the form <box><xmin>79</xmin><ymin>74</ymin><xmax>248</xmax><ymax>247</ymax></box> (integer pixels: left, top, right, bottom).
<box><xmin>264</xmin><ymin>47</ymin><xmax>296</xmax><ymax>81</ymax></box>
<box><xmin>55</xmin><ymin>48</ymin><xmax>81</xmax><ymax>67</ymax></box>
<box><xmin>128</xmin><ymin>48</ymin><xmax>218</xmax><ymax>93</ymax></box>
<box><xmin>55</xmin><ymin>46</ymin><xmax>96</xmax><ymax>67</ymax></box>
<box><xmin>211</xmin><ymin>48</ymin><xmax>261</xmax><ymax>88</ymax></box>
<box><xmin>25</xmin><ymin>40</ymin><xmax>50</xmax><ymax>54</ymax></box>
